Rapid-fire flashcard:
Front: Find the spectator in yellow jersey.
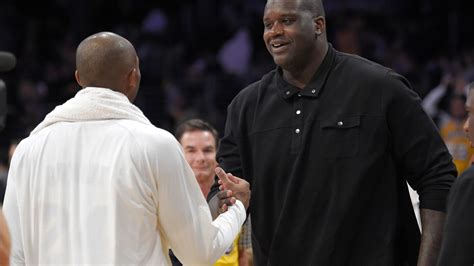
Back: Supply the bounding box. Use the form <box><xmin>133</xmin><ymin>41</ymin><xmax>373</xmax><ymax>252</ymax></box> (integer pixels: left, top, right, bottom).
<box><xmin>440</xmin><ymin>93</ymin><xmax>474</xmax><ymax>175</ymax></box>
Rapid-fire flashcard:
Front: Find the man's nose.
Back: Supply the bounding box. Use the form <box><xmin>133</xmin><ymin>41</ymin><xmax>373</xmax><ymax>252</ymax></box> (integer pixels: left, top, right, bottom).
<box><xmin>196</xmin><ymin>150</ymin><xmax>206</xmax><ymax>161</ymax></box>
<box><xmin>269</xmin><ymin>22</ymin><xmax>284</xmax><ymax>36</ymax></box>
<box><xmin>463</xmin><ymin>118</ymin><xmax>469</xmax><ymax>133</ymax></box>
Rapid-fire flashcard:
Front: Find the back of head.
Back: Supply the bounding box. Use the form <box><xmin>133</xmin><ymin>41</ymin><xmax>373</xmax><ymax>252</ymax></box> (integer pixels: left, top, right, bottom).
<box><xmin>75</xmin><ymin>32</ymin><xmax>138</xmax><ymax>93</ymax></box>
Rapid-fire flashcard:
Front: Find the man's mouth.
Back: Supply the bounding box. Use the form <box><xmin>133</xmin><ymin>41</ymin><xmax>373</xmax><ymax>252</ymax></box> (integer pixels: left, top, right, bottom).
<box><xmin>271</xmin><ymin>43</ymin><xmax>286</xmax><ymax>48</ymax></box>
<box><xmin>270</xmin><ymin>40</ymin><xmax>289</xmax><ymax>52</ymax></box>
<box><xmin>193</xmin><ymin>166</ymin><xmax>209</xmax><ymax>171</ymax></box>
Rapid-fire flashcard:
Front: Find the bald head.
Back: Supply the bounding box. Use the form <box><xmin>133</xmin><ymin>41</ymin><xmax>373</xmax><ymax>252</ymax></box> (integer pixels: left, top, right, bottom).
<box><xmin>300</xmin><ymin>0</ymin><xmax>325</xmax><ymax>17</ymax></box>
<box><xmin>75</xmin><ymin>32</ymin><xmax>140</xmax><ymax>98</ymax></box>
<box><xmin>266</xmin><ymin>0</ymin><xmax>325</xmax><ymax>17</ymax></box>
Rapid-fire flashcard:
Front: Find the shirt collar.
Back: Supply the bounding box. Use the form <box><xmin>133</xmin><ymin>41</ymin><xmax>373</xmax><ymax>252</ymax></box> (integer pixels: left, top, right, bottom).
<box><xmin>275</xmin><ymin>44</ymin><xmax>336</xmax><ymax>99</ymax></box>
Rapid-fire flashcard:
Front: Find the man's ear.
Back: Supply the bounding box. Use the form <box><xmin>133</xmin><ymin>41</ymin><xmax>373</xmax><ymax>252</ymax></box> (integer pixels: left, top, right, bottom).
<box><xmin>314</xmin><ymin>16</ymin><xmax>326</xmax><ymax>36</ymax></box>
<box><xmin>74</xmin><ymin>70</ymin><xmax>82</xmax><ymax>86</ymax></box>
<box><xmin>123</xmin><ymin>67</ymin><xmax>139</xmax><ymax>102</ymax></box>
<box><xmin>127</xmin><ymin>68</ymin><xmax>138</xmax><ymax>91</ymax></box>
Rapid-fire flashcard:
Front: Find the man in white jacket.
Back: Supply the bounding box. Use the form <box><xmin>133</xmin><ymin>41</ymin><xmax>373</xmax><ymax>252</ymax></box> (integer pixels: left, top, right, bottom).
<box><xmin>3</xmin><ymin>31</ymin><xmax>250</xmax><ymax>265</ymax></box>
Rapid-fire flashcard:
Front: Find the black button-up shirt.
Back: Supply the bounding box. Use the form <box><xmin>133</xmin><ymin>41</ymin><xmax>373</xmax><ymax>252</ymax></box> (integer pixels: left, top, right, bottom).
<box><xmin>213</xmin><ymin>45</ymin><xmax>456</xmax><ymax>265</ymax></box>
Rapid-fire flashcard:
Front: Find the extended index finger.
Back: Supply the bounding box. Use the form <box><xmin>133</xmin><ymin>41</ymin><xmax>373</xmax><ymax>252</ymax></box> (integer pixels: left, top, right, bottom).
<box><xmin>215</xmin><ymin>167</ymin><xmax>231</xmax><ymax>187</ymax></box>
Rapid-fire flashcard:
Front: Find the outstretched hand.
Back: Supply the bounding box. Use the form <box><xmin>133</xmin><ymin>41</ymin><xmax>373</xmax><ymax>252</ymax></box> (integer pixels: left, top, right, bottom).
<box><xmin>215</xmin><ymin>167</ymin><xmax>250</xmax><ymax>209</ymax></box>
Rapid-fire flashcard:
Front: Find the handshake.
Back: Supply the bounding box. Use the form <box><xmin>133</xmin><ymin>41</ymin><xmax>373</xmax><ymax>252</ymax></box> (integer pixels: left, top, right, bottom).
<box><xmin>209</xmin><ymin>167</ymin><xmax>251</xmax><ymax>218</ymax></box>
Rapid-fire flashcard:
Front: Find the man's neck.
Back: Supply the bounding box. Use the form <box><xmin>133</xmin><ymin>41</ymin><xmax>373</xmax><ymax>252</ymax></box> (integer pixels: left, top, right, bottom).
<box><xmin>199</xmin><ymin>177</ymin><xmax>215</xmax><ymax>198</ymax></box>
<box><xmin>283</xmin><ymin>42</ymin><xmax>328</xmax><ymax>89</ymax></box>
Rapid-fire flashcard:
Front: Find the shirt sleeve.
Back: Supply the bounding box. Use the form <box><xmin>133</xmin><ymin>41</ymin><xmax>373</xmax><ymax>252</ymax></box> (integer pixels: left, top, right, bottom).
<box><xmin>3</xmin><ymin>151</ymin><xmax>26</xmax><ymax>265</ymax></box>
<box><xmin>150</xmin><ymin>134</ymin><xmax>246</xmax><ymax>265</ymax></box>
<box><xmin>385</xmin><ymin>71</ymin><xmax>456</xmax><ymax>212</ymax></box>
<box><xmin>437</xmin><ymin>167</ymin><xmax>474</xmax><ymax>265</ymax></box>
<box><xmin>209</xmin><ymin>99</ymin><xmax>246</xmax><ymax>202</ymax></box>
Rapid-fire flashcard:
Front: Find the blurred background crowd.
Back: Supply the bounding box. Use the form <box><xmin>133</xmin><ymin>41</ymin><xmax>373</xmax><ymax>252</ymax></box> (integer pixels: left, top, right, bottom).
<box><xmin>0</xmin><ymin>0</ymin><xmax>473</xmax><ymax>201</ymax></box>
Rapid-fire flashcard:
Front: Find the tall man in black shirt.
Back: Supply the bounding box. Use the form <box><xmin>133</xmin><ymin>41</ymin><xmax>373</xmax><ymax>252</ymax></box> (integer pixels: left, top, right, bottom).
<box><xmin>437</xmin><ymin>82</ymin><xmax>474</xmax><ymax>265</ymax></box>
<box><xmin>209</xmin><ymin>0</ymin><xmax>456</xmax><ymax>265</ymax></box>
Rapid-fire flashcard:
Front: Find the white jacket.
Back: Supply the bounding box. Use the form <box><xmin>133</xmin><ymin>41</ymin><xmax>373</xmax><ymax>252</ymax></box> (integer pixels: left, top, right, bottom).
<box><xmin>3</xmin><ymin>87</ymin><xmax>245</xmax><ymax>265</ymax></box>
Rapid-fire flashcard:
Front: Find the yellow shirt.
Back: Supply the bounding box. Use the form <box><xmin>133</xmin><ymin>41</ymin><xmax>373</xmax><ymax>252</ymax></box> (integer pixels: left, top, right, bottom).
<box><xmin>214</xmin><ymin>233</ymin><xmax>240</xmax><ymax>266</ymax></box>
<box><xmin>440</xmin><ymin>120</ymin><xmax>474</xmax><ymax>175</ymax></box>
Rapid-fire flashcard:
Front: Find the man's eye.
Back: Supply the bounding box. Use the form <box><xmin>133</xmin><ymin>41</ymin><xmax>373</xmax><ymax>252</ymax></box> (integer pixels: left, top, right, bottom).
<box><xmin>264</xmin><ymin>22</ymin><xmax>273</xmax><ymax>29</ymax></box>
<box><xmin>282</xmin><ymin>18</ymin><xmax>293</xmax><ymax>24</ymax></box>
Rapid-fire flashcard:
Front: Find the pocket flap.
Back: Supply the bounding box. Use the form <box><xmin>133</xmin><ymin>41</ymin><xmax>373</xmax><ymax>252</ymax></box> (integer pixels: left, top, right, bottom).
<box><xmin>321</xmin><ymin>116</ymin><xmax>360</xmax><ymax>129</ymax></box>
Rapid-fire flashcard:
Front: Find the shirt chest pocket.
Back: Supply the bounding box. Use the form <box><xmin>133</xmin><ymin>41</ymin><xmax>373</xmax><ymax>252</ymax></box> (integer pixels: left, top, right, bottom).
<box><xmin>320</xmin><ymin>116</ymin><xmax>360</xmax><ymax>158</ymax></box>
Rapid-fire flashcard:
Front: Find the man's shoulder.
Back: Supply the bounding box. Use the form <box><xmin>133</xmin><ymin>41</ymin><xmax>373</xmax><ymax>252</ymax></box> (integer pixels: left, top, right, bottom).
<box><xmin>243</xmin><ymin>70</ymin><xmax>275</xmax><ymax>93</ymax></box>
<box><xmin>449</xmin><ymin>166</ymin><xmax>474</xmax><ymax>198</ymax></box>
<box><xmin>11</xmin><ymin>135</ymin><xmax>34</xmax><ymax>155</ymax></box>
<box><xmin>449</xmin><ymin>166</ymin><xmax>474</xmax><ymax>211</ymax></box>
<box><xmin>334</xmin><ymin>50</ymin><xmax>412</xmax><ymax>91</ymax></box>
<box><xmin>115</xmin><ymin>121</ymin><xmax>182</xmax><ymax>160</ymax></box>
<box><xmin>119</xmin><ymin>121</ymin><xmax>176</xmax><ymax>144</ymax></box>
<box><xmin>334</xmin><ymin>50</ymin><xmax>400</xmax><ymax>82</ymax></box>
<box><xmin>455</xmin><ymin>166</ymin><xmax>474</xmax><ymax>186</ymax></box>
<box><xmin>25</xmin><ymin>120</ymin><xmax>177</xmax><ymax>153</ymax></box>
<box><xmin>231</xmin><ymin>69</ymin><xmax>276</xmax><ymax>105</ymax></box>
<box><xmin>336</xmin><ymin>51</ymin><xmax>390</xmax><ymax>73</ymax></box>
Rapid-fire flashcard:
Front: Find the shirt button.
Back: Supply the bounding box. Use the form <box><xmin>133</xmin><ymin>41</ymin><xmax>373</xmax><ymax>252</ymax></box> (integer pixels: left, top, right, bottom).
<box><xmin>311</xmin><ymin>89</ymin><xmax>316</xmax><ymax>94</ymax></box>
<box><xmin>337</xmin><ymin>121</ymin><xmax>343</xmax><ymax>126</ymax></box>
<box><xmin>297</xmin><ymin>94</ymin><xmax>302</xmax><ymax>97</ymax></box>
<box><xmin>285</xmin><ymin>91</ymin><xmax>290</xmax><ymax>95</ymax></box>
<box><xmin>296</xmin><ymin>110</ymin><xmax>301</xmax><ymax>115</ymax></box>
<box><xmin>295</xmin><ymin>128</ymin><xmax>300</xmax><ymax>134</ymax></box>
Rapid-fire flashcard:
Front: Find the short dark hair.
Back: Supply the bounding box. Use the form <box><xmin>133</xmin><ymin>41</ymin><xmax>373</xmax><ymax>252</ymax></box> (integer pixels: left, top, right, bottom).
<box><xmin>300</xmin><ymin>0</ymin><xmax>325</xmax><ymax>17</ymax></box>
<box><xmin>175</xmin><ymin>119</ymin><xmax>219</xmax><ymax>148</ymax></box>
